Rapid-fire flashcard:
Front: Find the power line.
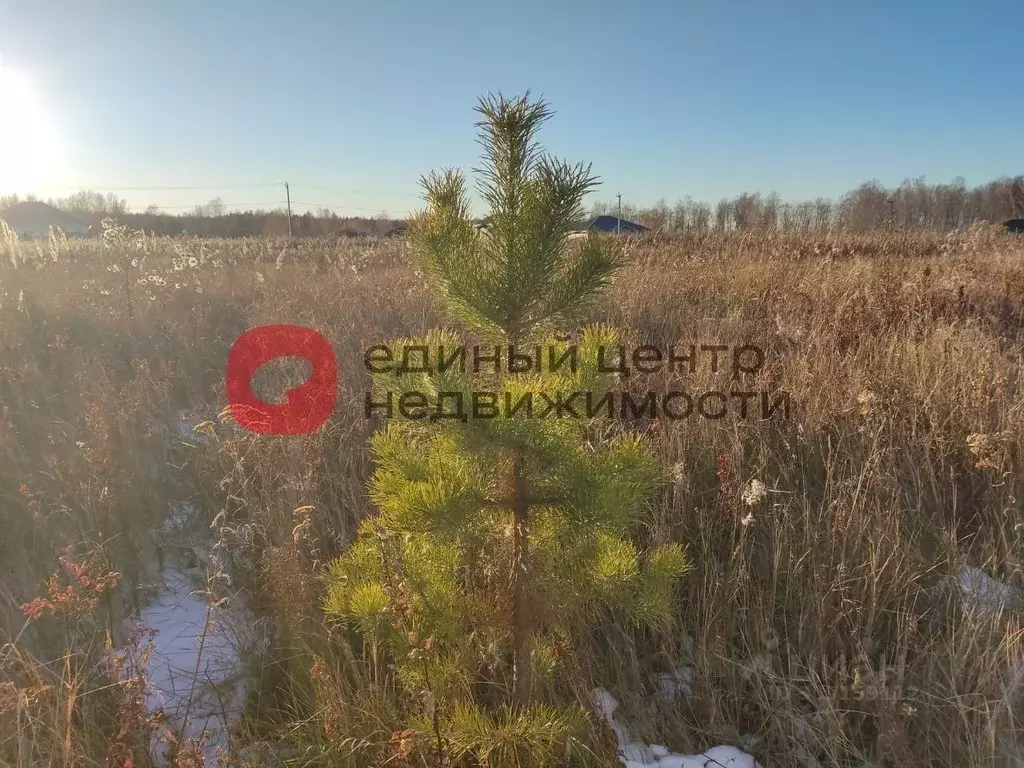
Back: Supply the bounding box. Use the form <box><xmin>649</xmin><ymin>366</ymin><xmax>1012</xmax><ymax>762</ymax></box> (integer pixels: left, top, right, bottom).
<box><xmin>128</xmin><ymin>199</ymin><xmax>408</xmax><ymax>215</ymax></box>
<box><xmin>43</xmin><ymin>183</ymin><xmax>423</xmax><ymax>205</ymax></box>
<box><xmin>48</xmin><ymin>183</ymin><xmax>422</xmax><ymax>198</ymax></box>
<box><xmin>291</xmin><ymin>200</ymin><xmax>412</xmax><ymax>215</ymax></box>
<box><xmin>49</xmin><ymin>183</ymin><xmax>284</xmax><ymax>191</ymax></box>
<box><xmin>296</xmin><ymin>184</ymin><xmax>423</xmax><ymax>200</ymax></box>
<box><xmin>137</xmin><ymin>201</ymin><xmax>286</xmax><ymax>211</ymax></box>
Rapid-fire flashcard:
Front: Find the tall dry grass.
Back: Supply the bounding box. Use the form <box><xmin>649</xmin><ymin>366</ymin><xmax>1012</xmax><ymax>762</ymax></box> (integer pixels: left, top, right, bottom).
<box><xmin>0</xmin><ymin>223</ymin><xmax>1022</xmax><ymax>766</ymax></box>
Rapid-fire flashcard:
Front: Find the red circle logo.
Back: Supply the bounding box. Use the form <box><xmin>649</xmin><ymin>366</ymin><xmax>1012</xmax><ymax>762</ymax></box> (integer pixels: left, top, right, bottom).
<box><xmin>226</xmin><ymin>325</ymin><xmax>336</xmax><ymax>435</ymax></box>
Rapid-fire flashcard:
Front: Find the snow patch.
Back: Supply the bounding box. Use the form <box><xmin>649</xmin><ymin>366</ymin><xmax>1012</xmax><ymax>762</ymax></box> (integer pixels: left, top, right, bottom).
<box><xmin>161</xmin><ymin>501</ymin><xmax>199</xmax><ymax>533</ymax></box>
<box><xmin>132</xmin><ymin>566</ymin><xmax>255</xmax><ymax>766</ymax></box>
<box><xmin>657</xmin><ymin>667</ymin><xmax>694</xmax><ymax>701</ymax></box>
<box><xmin>957</xmin><ymin>566</ymin><xmax>1021</xmax><ymax>617</ymax></box>
<box><xmin>592</xmin><ymin>688</ymin><xmax>762</xmax><ymax>768</ymax></box>
<box><xmin>174</xmin><ymin>408</ymin><xmax>220</xmax><ymax>445</ymax></box>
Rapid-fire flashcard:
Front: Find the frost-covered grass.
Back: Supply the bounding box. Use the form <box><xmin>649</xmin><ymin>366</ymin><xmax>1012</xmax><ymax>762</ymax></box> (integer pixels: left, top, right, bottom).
<box><xmin>1</xmin><ymin>226</ymin><xmax>1023</xmax><ymax>766</ymax></box>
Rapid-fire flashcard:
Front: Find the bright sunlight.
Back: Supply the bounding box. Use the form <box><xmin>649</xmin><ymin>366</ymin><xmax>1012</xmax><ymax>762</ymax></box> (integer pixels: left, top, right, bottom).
<box><xmin>0</xmin><ymin>63</ymin><xmax>61</xmax><ymax>194</ymax></box>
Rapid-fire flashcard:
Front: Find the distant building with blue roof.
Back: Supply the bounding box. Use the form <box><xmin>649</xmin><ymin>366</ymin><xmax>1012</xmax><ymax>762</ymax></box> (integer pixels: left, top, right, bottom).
<box><xmin>575</xmin><ymin>214</ymin><xmax>648</xmax><ymax>233</ymax></box>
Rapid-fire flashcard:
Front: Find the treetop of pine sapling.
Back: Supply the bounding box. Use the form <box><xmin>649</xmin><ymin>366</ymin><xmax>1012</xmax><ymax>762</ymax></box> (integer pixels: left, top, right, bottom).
<box><xmin>407</xmin><ymin>91</ymin><xmax>627</xmax><ymax>342</ymax></box>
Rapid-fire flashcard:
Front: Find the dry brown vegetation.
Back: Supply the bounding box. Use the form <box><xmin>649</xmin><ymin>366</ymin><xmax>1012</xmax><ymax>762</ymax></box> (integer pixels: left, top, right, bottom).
<box><xmin>1</xmin><ymin>222</ymin><xmax>1023</xmax><ymax>767</ymax></box>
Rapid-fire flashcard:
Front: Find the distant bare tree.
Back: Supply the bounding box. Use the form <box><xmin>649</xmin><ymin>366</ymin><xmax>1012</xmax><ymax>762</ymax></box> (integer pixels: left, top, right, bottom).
<box><xmin>787</xmin><ymin>201</ymin><xmax>816</xmax><ymax>230</ymax></box>
<box><xmin>638</xmin><ymin>198</ymin><xmax>670</xmax><ymax>231</ymax></box>
<box><xmin>761</xmin><ymin>192</ymin><xmax>780</xmax><ymax>230</ymax></box>
<box><xmin>689</xmin><ymin>200</ymin><xmax>711</xmax><ymax>231</ymax></box>
<box><xmin>671</xmin><ymin>200</ymin><xmax>688</xmax><ymax>231</ymax></box>
<box><xmin>840</xmin><ymin>181</ymin><xmax>887</xmax><ymax>230</ymax></box>
<box><xmin>715</xmin><ymin>199</ymin><xmax>731</xmax><ymax>230</ymax></box>
<box><xmin>193</xmin><ymin>197</ymin><xmax>226</xmax><ymax>217</ymax></box>
<box><xmin>732</xmin><ymin>192</ymin><xmax>761</xmax><ymax>231</ymax></box>
<box><xmin>813</xmin><ymin>199</ymin><xmax>833</xmax><ymax>229</ymax></box>
<box><xmin>54</xmin><ymin>189</ymin><xmax>129</xmax><ymax>218</ymax></box>
<box><xmin>1010</xmin><ymin>176</ymin><xmax>1024</xmax><ymax>217</ymax></box>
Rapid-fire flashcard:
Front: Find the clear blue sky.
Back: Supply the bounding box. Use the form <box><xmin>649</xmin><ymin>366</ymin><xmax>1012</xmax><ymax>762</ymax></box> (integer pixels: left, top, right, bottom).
<box><xmin>1</xmin><ymin>0</ymin><xmax>1021</xmax><ymax>216</ymax></box>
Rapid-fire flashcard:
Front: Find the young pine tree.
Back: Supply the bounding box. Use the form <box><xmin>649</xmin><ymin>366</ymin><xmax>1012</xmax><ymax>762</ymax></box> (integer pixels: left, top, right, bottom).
<box><xmin>324</xmin><ymin>92</ymin><xmax>688</xmax><ymax>765</ymax></box>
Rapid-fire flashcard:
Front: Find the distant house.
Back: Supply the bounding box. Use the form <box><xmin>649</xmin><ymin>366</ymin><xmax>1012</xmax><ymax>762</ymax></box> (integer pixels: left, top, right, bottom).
<box><xmin>575</xmin><ymin>215</ymin><xmax>649</xmax><ymax>234</ymax></box>
<box><xmin>0</xmin><ymin>201</ymin><xmax>91</xmax><ymax>237</ymax></box>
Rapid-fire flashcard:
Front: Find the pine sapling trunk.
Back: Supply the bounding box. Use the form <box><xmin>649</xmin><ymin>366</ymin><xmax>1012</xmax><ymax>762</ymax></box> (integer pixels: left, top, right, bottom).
<box><xmin>511</xmin><ymin>455</ymin><xmax>532</xmax><ymax>708</ymax></box>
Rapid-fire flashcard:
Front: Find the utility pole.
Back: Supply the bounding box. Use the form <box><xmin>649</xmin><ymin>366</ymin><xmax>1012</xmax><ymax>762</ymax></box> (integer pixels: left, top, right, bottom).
<box><xmin>617</xmin><ymin>192</ymin><xmax>622</xmax><ymax>234</ymax></box>
<box><xmin>284</xmin><ymin>181</ymin><xmax>293</xmax><ymax>238</ymax></box>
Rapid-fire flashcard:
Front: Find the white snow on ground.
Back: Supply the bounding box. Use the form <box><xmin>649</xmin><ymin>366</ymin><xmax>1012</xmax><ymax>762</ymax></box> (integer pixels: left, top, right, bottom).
<box><xmin>657</xmin><ymin>667</ymin><xmax>695</xmax><ymax>701</ymax></box>
<box><xmin>133</xmin><ymin>567</ymin><xmax>253</xmax><ymax>766</ymax></box>
<box><xmin>174</xmin><ymin>409</ymin><xmax>219</xmax><ymax>444</ymax></box>
<box><xmin>99</xmin><ymin>407</ymin><xmax>266</xmax><ymax>765</ymax></box>
<box><xmin>122</xmin><ymin>412</ymin><xmax>258</xmax><ymax>765</ymax></box>
<box><xmin>957</xmin><ymin>566</ymin><xmax>1022</xmax><ymax>617</ymax></box>
<box><xmin>161</xmin><ymin>501</ymin><xmax>199</xmax><ymax>534</ymax></box>
<box><xmin>593</xmin><ymin>688</ymin><xmax>763</xmax><ymax>768</ymax></box>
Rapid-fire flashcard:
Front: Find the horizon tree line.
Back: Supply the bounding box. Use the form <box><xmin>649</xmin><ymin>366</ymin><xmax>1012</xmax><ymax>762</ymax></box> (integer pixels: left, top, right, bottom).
<box><xmin>601</xmin><ymin>175</ymin><xmax>1024</xmax><ymax>233</ymax></box>
<box><xmin>1</xmin><ymin>173</ymin><xmax>1022</xmax><ymax>237</ymax></box>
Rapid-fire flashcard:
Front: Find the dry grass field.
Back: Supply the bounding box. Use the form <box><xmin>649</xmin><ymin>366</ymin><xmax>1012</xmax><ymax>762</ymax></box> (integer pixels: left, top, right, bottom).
<box><xmin>1</xmin><ymin>222</ymin><xmax>1023</xmax><ymax>767</ymax></box>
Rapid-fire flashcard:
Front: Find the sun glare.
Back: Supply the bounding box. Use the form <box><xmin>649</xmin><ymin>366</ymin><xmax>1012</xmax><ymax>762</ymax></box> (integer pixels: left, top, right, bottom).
<box><xmin>0</xmin><ymin>64</ymin><xmax>61</xmax><ymax>194</ymax></box>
